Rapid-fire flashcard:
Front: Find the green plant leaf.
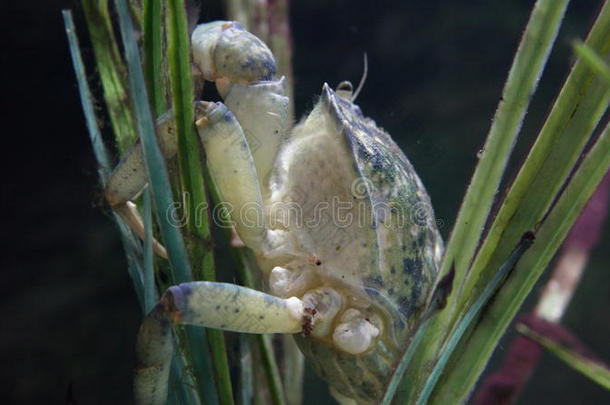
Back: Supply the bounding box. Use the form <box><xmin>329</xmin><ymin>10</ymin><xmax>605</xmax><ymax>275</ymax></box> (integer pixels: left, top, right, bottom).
<box><xmin>62</xmin><ymin>10</ymin><xmax>112</xmax><ymax>183</ymax></box>
<box><xmin>143</xmin><ymin>0</ymin><xmax>167</xmax><ymax>115</ymax></box>
<box><xmin>81</xmin><ymin>0</ymin><xmax>137</xmax><ymax>152</ymax></box>
<box><xmin>417</xmin><ymin>233</ymin><xmax>535</xmax><ymax>405</ymax></box>
<box><xmin>142</xmin><ymin>189</ymin><xmax>156</xmax><ymax>313</ymax></box>
<box><xmin>259</xmin><ymin>335</ymin><xmax>288</xmax><ymax>405</ymax></box>
<box><xmin>425</xmin><ymin>2</ymin><xmax>610</xmax><ymax>401</ymax></box>
<box><xmin>517</xmin><ymin>323</ymin><xmax>610</xmax><ymax>391</ymax></box>
<box><xmin>62</xmin><ymin>9</ymin><xmax>146</xmax><ymax>305</ymax></box>
<box><xmin>166</xmin><ymin>1</ymin><xmax>234</xmax><ymax>403</ymax></box>
<box><xmin>239</xmin><ymin>335</ymin><xmax>254</xmax><ymax>405</ymax></box>
<box><xmin>113</xmin><ymin>1</ymin><xmax>219</xmax><ymax>403</ymax></box>
<box><xmin>459</xmin><ymin>1</ymin><xmax>610</xmax><ymax>320</ymax></box>
<box><xmin>389</xmin><ymin>0</ymin><xmax>572</xmax><ymax>401</ymax></box>
<box><xmin>64</xmin><ymin>16</ymin><xmax>205</xmax><ymax>405</ymax></box>
<box><xmin>433</xmin><ymin>117</ymin><xmax>610</xmax><ymax>403</ymax></box>
<box><xmin>573</xmin><ymin>41</ymin><xmax>610</xmax><ymax>84</ymax></box>
<box><xmin>113</xmin><ymin>0</ymin><xmax>190</xmax><ymax>280</ymax></box>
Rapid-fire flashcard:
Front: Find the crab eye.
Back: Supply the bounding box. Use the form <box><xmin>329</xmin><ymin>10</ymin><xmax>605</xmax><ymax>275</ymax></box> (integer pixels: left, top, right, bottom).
<box><xmin>336</xmin><ymin>81</ymin><xmax>354</xmax><ymax>99</ymax></box>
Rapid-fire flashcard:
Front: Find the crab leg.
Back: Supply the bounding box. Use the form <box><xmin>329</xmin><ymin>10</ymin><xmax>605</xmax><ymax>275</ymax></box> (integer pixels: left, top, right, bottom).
<box><xmin>191</xmin><ymin>21</ymin><xmax>277</xmax><ymax>84</ymax></box>
<box><xmin>195</xmin><ymin>101</ymin><xmax>270</xmax><ymax>249</ymax></box>
<box><xmin>107</xmin><ymin>20</ymin><xmax>279</xmax><ymax>206</ymax></box>
<box><xmin>104</xmin><ymin>113</ymin><xmax>178</xmax><ymax>258</ymax></box>
<box><xmin>104</xmin><ymin>21</ymin><xmax>287</xmax><ymax>256</ymax></box>
<box><xmin>192</xmin><ymin>21</ymin><xmax>289</xmax><ymax>190</ymax></box>
<box><xmin>105</xmin><ymin>111</ymin><xmax>178</xmax><ymax>206</ymax></box>
<box><xmin>134</xmin><ymin>282</ymin><xmax>304</xmax><ymax>405</ymax></box>
<box><xmin>223</xmin><ymin>79</ymin><xmax>289</xmax><ymax>191</ymax></box>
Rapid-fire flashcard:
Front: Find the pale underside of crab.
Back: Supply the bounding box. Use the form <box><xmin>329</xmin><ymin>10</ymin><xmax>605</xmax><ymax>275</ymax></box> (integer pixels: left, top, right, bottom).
<box><xmin>105</xmin><ymin>21</ymin><xmax>443</xmax><ymax>405</ymax></box>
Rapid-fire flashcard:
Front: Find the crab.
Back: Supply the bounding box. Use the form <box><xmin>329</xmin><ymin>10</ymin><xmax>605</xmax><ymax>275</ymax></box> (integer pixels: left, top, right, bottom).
<box><xmin>105</xmin><ymin>21</ymin><xmax>444</xmax><ymax>405</ymax></box>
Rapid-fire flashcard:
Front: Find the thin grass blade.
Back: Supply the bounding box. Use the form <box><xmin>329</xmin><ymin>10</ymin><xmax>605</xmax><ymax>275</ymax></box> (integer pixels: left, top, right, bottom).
<box><xmin>438</xmin><ymin>0</ymin><xmax>570</xmax><ymax>309</ymax></box>
<box><xmin>62</xmin><ymin>9</ymin><xmax>145</xmax><ymax>306</ymax></box>
<box><xmin>573</xmin><ymin>40</ymin><xmax>610</xmax><ymax>84</ymax></box>
<box><xmin>380</xmin><ymin>321</ymin><xmax>430</xmax><ymax>404</ymax></box>
<box><xmin>166</xmin><ymin>0</ymin><xmax>234</xmax><ymax>403</ymax></box>
<box><xmin>424</xmin><ymin>3</ymin><xmax>610</xmax><ymax>401</ymax></box>
<box><xmin>259</xmin><ymin>335</ymin><xmax>288</xmax><ymax>405</ymax></box>
<box><xmin>239</xmin><ymin>335</ymin><xmax>254</xmax><ymax>405</ymax></box>
<box><xmin>390</xmin><ymin>1</ymin><xmax>571</xmax><ymax>401</ymax></box>
<box><xmin>81</xmin><ymin>0</ymin><xmax>137</xmax><ymax>152</ymax></box>
<box><xmin>143</xmin><ymin>0</ymin><xmax>167</xmax><ymax>115</ymax></box>
<box><xmin>460</xmin><ymin>2</ymin><xmax>610</xmax><ymax>315</ymax></box>
<box><xmin>231</xmin><ymin>247</ymin><xmax>287</xmax><ymax>405</ymax></box>
<box><xmin>431</xmin><ymin>118</ymin><xmax>610</xmax><ymax>403</ymax></box>
<box><xmin>142</xmin><ymin>189</ymin><xmax>156</xmax><ymax>313</ymax></box>
<box><xmin>63</xmin><ymin>18</ymin><xmax>194</xmax><ymax>404</ymax></box>
<box><xmin>113</xmin><ymin>1</ymin><xmax>218</xmax><ymax>403</ymax></box>
<box><xmin>280</xmin><ymin>335</ymin><xmax>304</xmax><ymax>405</ymax></box>
<box><xmin>425</xmin><ymin>5</ymin><xmax>610</xmax><ymax>399</ymax></box>
<box><xmin>63</xmin><ymin>10</ymin><xmax>112</xmax><ymax>182</ymax></box>
<box><xmin>517</xmin><ymin>323</ymin><xmax>610</xmax><ymax>391</ymax></box>
<box><xmin>416</xmin><ymin>233</ymin><xmax>534</xmax><ymax>405</ymax></box>
<box><xmin>113</xmin><ymin>0</ymin><xmax>189</xmax><ymax>274</ymax></box>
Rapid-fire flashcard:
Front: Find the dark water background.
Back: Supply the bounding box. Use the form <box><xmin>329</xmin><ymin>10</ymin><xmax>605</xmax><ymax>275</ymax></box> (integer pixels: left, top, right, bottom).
<box><xmin>3</xmin><ymin>0</ymin><xmax>609</xmax><ymax>403</ymax></box>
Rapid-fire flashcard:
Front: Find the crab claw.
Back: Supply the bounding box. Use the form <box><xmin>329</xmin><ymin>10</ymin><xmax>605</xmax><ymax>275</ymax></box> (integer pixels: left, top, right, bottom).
<box><xmin>191</xmin><ymin>21</ymin><xmax>277</xmax><ymax>86</ymax></box>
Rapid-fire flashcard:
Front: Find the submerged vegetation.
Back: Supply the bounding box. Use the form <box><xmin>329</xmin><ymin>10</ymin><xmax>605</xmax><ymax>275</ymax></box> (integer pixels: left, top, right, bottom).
<box><xmin>64</xmin><ymin>0</ymin><xmax>609</xmax><ymax>403</ymax></box>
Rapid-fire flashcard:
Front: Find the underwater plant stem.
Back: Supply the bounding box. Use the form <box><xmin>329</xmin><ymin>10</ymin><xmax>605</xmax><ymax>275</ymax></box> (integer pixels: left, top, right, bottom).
<box><xmin>391</xmin><ymin>0</ymin><xmax>572</xmax><ymax>401</ymax></box>
<box><xmin>166</xmin><ymin>0</ymin><xmax>234</xmax><ymax>403</ymax></box>
<box><xmin>81</xmin><ymin>0</ymin><xmax>137</xmax><ymax>153</ymax></box>
<box><xmin>143</xmin><ymin>0</ymin><xmax>167</xmax><ymax>115</ymax></box>
<box><xmin>474</xmin><ymin>171</ymin><xmax>610</xmax><ymax>404</ymax></box>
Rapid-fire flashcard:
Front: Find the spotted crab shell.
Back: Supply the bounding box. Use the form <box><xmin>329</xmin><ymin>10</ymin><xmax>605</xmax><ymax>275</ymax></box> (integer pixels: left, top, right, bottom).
<box><xmin>284</xmin><ymin>85</ymin><xmax>444</xmax><ymax>403</ymax></box>
<box><xmin>327</xmin><ymin>83</ymin><xmax>442</xmax><ymax>341</ymax></box>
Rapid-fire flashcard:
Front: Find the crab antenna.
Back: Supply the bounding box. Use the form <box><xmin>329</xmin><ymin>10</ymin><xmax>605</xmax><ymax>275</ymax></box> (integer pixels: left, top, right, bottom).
<box><xmin>352</xmin><ymin>52</ymin><xmax>368</xmax><ymax>102</ymax></box>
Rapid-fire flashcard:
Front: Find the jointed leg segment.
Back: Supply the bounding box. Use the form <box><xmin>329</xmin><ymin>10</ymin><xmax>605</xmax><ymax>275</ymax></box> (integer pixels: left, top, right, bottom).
<box><xmin>110</xmin><ymin>20</ymin><xmax>300</xmax><ymax>405</ymax></box>
<box><xmin>134</xmin><ymin>281</ymin><xmax>304</xmax><ymax>405</ymax></box>
<box><xmin>195</xmin><ymin>101</ymin><xmax>268</xmax><ymax>249</ymax></box>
